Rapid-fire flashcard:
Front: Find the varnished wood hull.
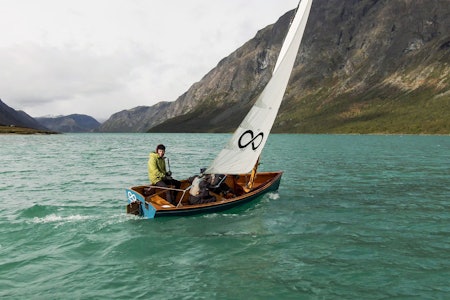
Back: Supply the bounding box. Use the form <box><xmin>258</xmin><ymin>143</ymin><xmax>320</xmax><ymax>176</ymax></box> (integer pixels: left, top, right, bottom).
<box><xmin>126</xmin><ymin>171</ymin><xmax>282</xmax><ymax>218</ymax></box>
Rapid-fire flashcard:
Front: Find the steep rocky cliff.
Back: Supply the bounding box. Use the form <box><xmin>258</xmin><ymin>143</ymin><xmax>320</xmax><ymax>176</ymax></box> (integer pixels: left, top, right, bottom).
<box><xmin>102</xmin><ymin>0</ymin><xmax>450</xmax><ymax>134</ymax></box>
<box><xmin>274</xmin><ymin>0</ymin><xmax>450</xmax><ymax>134</ymax></box>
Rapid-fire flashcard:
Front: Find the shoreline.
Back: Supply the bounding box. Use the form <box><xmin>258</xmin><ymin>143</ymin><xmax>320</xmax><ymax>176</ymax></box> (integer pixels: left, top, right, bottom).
<box><xmin>0</xmin><ymin>126</ymin><xmax>59</xmax><ymax>135</ymax></box>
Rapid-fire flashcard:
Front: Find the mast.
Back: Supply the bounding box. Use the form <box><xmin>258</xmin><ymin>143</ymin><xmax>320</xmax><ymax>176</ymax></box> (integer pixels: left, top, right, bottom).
<box><xmin>244</xmin><ymin>157</ymin><xmax>260</xmax><ymax>192</ymax></box>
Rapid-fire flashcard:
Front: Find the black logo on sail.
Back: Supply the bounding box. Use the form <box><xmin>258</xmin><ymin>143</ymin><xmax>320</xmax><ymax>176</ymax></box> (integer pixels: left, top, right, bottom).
<box><xmin>238</xmin><ymin>130</ymin><xmax>264</xmax><ymax>150</ymax></box>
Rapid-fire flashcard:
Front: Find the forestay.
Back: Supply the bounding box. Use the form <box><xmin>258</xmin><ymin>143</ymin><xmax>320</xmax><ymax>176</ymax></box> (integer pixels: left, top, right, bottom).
<box><xmin>206</xmin><ymin>0</ymin><xmax>313</xmax><ymax>174</ymax></box>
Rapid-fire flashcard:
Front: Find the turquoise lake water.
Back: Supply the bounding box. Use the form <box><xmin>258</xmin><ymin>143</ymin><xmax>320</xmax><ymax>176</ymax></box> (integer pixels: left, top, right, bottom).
<box><xmin>1</xmin><ymin>133</ymin><xmax>449</xmax><ymax>299</ymax></box>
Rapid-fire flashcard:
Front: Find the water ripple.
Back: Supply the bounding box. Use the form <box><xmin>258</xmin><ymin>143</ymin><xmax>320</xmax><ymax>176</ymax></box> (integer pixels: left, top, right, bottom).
<box><xmin>1</xmin><ymin>133</ymin><xmax>449</xmax><ymax>299</ymax></box>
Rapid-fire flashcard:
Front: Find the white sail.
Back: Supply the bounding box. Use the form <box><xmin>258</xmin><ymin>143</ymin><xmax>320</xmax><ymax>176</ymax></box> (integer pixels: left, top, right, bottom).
<box><xmin>206</xmin><ymin>0</ymin><xmax>313</xmax><ymax>174</ymax></box>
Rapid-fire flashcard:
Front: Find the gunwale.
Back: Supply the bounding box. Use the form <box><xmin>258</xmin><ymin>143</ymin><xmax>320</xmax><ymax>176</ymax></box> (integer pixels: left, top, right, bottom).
<box><xmin>126</xmin><ymin>171</ymin><xmax>282</xmax><ymax>218</ymax></box>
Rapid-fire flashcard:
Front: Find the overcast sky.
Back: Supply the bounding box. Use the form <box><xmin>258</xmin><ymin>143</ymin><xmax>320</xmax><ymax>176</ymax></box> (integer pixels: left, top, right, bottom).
<box><xmin>0</xmin><ymin>0</ymin><xmax>298</xmax><ymax>121</ymax></box>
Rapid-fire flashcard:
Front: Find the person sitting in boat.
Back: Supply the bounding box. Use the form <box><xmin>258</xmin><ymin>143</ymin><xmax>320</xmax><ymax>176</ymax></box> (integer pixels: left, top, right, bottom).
<box><xmin>188</xmin><ymin>172</ymin><xmax>234</xmax><ymax>204</ymax></box>
<box><xmin>148</xmin><ymin>144</ymin><xmax>181</xmax><ymax>205</ymax></box>
<box><xmin>208</xmin><ymin>174</ymin><xmax>234</xmax><ymax>198</ymax></box>
<box><xmin>188</xmin><ymin>173</ymin><xmax>216</xmax><ymax>205</ymax></box>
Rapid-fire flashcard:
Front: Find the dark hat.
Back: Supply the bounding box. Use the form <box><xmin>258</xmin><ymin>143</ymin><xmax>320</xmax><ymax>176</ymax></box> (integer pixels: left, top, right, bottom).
<box><xmin>156</xmin><ymin>144</ymin><xmax>166</xmax><ymax>151</ymax></box>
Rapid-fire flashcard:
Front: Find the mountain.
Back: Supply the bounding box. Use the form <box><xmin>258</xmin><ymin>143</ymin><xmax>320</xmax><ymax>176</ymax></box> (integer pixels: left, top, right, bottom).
<box><xmin>98</xmin><ymin>102</ymin><xmax>171</xmax><ymax>132</ymax></box>
<box><xmin>0</xmin><ymin>98</ymin><xmax>49</xmax><ymax>131</ymax></box>
<box><xmin>36</xmin><ymin>114</ymin><xmax>101</xmax><ymax>132</ymax></box>
<box><xmin>102</xmin><ymin>0</ymin><xmax>450</xmax><ymax>134</ymax></box>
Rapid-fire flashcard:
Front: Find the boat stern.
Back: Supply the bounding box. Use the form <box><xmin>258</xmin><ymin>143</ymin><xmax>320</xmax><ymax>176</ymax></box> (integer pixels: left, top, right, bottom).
<box><xmin>125</xmin><ymin>188</ymin><xmax>156</xmax><ymax>218</ymax></box>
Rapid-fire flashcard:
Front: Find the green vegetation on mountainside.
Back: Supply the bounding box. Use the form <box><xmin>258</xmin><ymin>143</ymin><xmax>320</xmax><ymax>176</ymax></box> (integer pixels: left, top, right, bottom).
<box><xmin>275</xmin><ymin>86</ymin><xmax>449</xmax><ymax>134</ymax></box>
<box><xmin>0</xmin><ymin>126</ymin><xmax>58</xmax><ymax>134</ymax></box>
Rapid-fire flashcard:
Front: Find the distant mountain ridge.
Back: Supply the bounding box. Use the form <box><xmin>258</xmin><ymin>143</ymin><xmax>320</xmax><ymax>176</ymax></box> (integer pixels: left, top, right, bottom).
<box><xmin>99</xmin><ymin>0</ymin><xmax>449</xmax><ymax>134</ymax></box>
<box><xmin>0</xmin><ymin>98</ymin><xmax>99</xmax><ymax>133</ymax></box>
<box><xmin>36</xmin><ymin>114</ymin><xmax>100</xmax><ymax>132</ymax></box>
<box><xmin>98</xmin><ymin>102</ymin><xmax>171</xmax><ymax>132</ymax></box>
<box><xmin>0</xmin><ymin>98</ymin><xmax>49</xmax><ymax>131</ymax></box>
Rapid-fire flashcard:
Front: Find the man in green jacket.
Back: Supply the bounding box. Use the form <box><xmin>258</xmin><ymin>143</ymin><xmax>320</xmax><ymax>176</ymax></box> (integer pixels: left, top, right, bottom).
<box><xmin>148</xmin><ymin>144</ymin><xmax>181</xmax><ymax>205</ymax></box>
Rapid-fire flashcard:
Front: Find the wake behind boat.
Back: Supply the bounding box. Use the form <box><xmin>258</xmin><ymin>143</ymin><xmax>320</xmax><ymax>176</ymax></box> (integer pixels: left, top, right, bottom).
<box><xmin>126</xmin><ymin>0</ymin><xmax>313</xmax><ymax>218</ymax></box>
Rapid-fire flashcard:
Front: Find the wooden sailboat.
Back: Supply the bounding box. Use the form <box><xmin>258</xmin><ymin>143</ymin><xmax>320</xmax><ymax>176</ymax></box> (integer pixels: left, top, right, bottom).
<box><xmin>126</xmin><ymin>0</ymin><xmax>313</xmax><ymax>218</ymax></box>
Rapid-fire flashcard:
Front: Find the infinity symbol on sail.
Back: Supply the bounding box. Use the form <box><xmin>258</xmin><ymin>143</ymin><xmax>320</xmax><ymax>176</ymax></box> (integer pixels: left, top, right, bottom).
<box><xmin>238</xmin><ymin>130</ymin><xmax>264</xmax><ymax>150</ymax></box>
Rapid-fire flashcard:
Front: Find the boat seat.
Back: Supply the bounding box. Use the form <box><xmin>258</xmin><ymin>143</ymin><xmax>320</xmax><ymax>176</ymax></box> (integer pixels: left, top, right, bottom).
<box><xmin>150</xmin><ymin>194</ymin><xmax>174</xmax><ymax>207</ymax></box>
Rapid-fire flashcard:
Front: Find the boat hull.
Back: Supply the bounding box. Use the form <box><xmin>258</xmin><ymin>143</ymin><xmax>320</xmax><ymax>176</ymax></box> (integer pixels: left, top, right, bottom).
<box><xmin>126</xmin><ymin>171</ymin><xmax>282</xmax><ymax>219</ymax></box>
